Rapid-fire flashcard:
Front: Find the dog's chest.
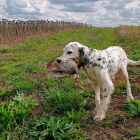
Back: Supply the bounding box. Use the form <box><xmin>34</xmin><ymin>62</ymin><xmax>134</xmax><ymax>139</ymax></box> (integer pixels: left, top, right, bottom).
<box><xmin>82</xmin><ymin>65</ymin><xmax>103</xmax><ymax>82</ymax></box>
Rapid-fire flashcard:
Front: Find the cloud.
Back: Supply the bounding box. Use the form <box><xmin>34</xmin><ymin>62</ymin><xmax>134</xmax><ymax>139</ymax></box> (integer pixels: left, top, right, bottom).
<box><xmin>91</xmin><ymin>0</ymin><xmax>140</xmax><ymax>26</ymax></box>
<box><xmin>3</xmin><ymin>0</ymin><xmax>49</xmax><ymax>19</ymax></box>
<box><xmin>61</xmin><ymin>3</ymin><xmax>96</xmax><ymax>13</ymax></box>
<box><xmin>48</xmin><ymin>0</ymin><xmax>98</xmax><ymax>4</ymax></box>
<box><xmin>0</xmin><ymin>0</ymin><xmax>140</xmax><ymax>27</ymax></box>
<box><xmin>49</xmin><ymin>0</ymin><xmax>100</xmax><ymax>13</ymax></box>
<box><xmin>0</xmin><ymin>6</ymin><xmax>7</xmax><ymax>19</ymax></box>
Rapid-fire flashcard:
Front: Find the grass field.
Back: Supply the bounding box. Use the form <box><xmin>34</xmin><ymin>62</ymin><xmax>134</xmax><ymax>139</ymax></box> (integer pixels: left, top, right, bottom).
<box><xmin>0</xmin><ymin>26</ymin><xmax>140</xmax><ymax>139</ymax></box>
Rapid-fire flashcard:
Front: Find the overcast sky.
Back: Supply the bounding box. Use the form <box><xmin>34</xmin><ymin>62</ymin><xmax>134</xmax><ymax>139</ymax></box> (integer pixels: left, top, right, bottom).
<box><xmin>0</xmin><ymin>0</ymin><xmax>140</xmax><ymax>27</ymax></box>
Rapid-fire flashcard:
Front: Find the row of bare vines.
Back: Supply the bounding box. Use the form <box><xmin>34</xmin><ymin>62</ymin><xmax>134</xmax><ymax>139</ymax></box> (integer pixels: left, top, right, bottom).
<box><xmin>0</xmin><ymin>19</ymin><xmax>92</xmax><ymax>44</ymax></box>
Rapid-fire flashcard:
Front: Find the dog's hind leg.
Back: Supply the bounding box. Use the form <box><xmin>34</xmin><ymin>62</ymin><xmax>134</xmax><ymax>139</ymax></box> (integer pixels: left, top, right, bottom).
<box><xmin>120</xmin><ymin>65</ymin><xmax>134</xmax><ymax>101</ymax></box>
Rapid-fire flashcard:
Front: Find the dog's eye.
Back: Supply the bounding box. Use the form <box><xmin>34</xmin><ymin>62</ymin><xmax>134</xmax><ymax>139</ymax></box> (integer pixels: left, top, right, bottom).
<box><xmin>67</xmin><ymin>51</ymin><xmax>72</xmax><ymax>54</ymax></box>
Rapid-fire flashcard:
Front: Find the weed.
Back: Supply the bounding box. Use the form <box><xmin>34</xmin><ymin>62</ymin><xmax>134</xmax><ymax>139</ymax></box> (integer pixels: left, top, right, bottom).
<box><xmin>29</xmin><ymin>115</ymin><xmax>75</xmax><ymax>140</ymax></box>
<box><xmin>115</xmin><ymin>26</ymin><xmax>140</xmax><ymax>44</ymax></box>
<box><xmin>114</xmin><ymin>87</ymin><xmax>122</xmax><ymax>95</ymax></box>
<box><xmin>130</xmin><ymin>127</ymin><xmax>140</xmax><ymax>140</ymax></box>
<box><xmin>24</xmin><ymin>63</ymin><xmax>38</xmax><ymax>73</ymax></box>
<box><xmin>0</xmin><ymin>87</ymin><xmax>13</xmax><ymax>100</ymax></box>
<box><xmin>129</xmin><ymin>75</ymin><xmax>139</xmax><ymax>82</ymax></box>
<box><xmin>42</xmin><ymin>88</ymin><xmax>86</xmax><ymax>116</ymax></box>
<box><xmin>12</xmin><ymin>79</ymin><xmax>38</xmax><ymax>92</ymax></box>
<box><xmin>0</xmin><ymin>48</ymin><xmax>9</xmax><ymax>54</ymax></box>
<box><xmin>128</xmin><ymin>42</ymin><xmax>140</xmax><ymax>61</ymax></box>
<box><xmin>103</xmin><ymin>111</ymin><xmax>127</xmax><ymax>127</ymax></box>
<box><xmin>122</xmin><ymin>99</ymin><xmax>140</xmax><ymax>117</ymax></box>
<box><xmin>118</xmin><ymin>80</ymin><xmax>126</xmax><ymax>90</ymax></box>
<box><xmin>108</xmin><ymin>132</ymin><xmax>118</xmax><ymax>140</ymax></box>
<box><xmin>131</xmin><ymin>83</ymin><xmax>140</xmax><ymax>91</ymax></box>
<box><xmin>127</xmin><ymin>67</ymin><xmax>136</xmax><ymax>73</ymax></box>
<box><xmin>67</xmin><ymin>108</ymin><xmax>83</xmax><ymax>122</ymax></box>
<box><xmin>0</xmin><ymin>93</ymin><xmax>38</xmax><ymax>138</ymax></box>
<box><xmin>103</xmin><ymin>114</ymin><xmax>114</xmax><ymax>127</ymax></box>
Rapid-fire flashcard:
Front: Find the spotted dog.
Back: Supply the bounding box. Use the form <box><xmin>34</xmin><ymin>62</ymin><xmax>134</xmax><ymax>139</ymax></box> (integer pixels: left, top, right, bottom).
<box><xmin>57</xmin><ymin>42</ymin><xmax>140</xmax><ymax>121</ymax></box>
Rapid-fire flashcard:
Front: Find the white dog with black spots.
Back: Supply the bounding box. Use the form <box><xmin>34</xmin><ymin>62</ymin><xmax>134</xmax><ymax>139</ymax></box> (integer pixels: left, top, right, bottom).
<box><xmin>56</xmin><ymin>42</ymin><xmax>140</xmax><ymax>121</ymax></box>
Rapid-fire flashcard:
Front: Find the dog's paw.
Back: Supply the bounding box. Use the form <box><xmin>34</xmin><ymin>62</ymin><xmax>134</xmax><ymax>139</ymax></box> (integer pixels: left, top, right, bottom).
<box><xmin>94</xmin><ymin>113</ymin><xmax>105</xmax><ymax>121</ymax></box>
<box><xmin>92</xmin><ymin>107</ymin><xmax>98</xmax><ymax>115</ymax></box>
<box><xmin>127</xmin><ymin>95</ymin><xmax>134</xmax><ymax>101</ymax></box>
<box><xmin>92</xmin><ymin>109</ymin><xmax>97</xmax><ymax>115</ymax></box>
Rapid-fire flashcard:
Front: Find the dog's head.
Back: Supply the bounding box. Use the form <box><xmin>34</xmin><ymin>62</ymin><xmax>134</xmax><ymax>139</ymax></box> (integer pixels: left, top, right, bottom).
<box><xmin>56</xmin><ymin>42</ymin><xmax>91</xmax><ymax>69</ymax></box>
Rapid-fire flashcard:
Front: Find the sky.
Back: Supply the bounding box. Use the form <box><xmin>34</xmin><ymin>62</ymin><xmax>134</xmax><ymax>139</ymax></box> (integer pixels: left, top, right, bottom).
<box><xmin>0</xmin><ymin>0</ymin><xmax>140</xmax><ymax>27</ymax></box>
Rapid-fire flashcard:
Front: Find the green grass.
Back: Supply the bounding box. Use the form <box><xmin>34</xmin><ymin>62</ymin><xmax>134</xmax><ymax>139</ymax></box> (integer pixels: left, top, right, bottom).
<box><xmin>123</xmin><ymin>99</ymin><xmax>140</xmax><ymax>117</ymax></box>
<box><xmin>0</xmin><ymin>26</ymin><xmax>140</xmax><ymax>139</ymax></box>
<box><xmin>130</xmin><ymin>127</ymin><xmax>140</xmax><ymax>139</ymax></box>
<box><xmin>0</xmin><ymin>93</ymin><xmax>38</xmax><ymax>136</ymax></box>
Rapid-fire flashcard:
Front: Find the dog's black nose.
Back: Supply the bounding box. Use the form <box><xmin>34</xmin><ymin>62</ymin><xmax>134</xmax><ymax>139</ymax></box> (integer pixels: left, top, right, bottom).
<box><xmin>57</xmin><ymin>59</ymin><xmax>61</xmax><ymax>64</ymax></box>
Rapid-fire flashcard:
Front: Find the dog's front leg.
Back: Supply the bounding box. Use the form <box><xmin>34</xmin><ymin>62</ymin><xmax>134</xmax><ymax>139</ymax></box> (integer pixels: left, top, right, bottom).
<box><xmin>94</xmin><ymin>95</ymin><xmax>111</xmax><ymax>121</ymax></box>
<box><xmin>92</xmin><ymin>85</ymin><xmax>101</xmax><ymax>115</ymax></box>
<box><xmin>94</xmin><ymin>76</ymin><xmax>114</xmax><ymax>121</ymax></box>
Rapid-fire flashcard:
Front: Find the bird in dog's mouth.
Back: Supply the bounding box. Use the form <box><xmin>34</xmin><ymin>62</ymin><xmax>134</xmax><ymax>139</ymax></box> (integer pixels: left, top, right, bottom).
<box><xmin>42</xmin><ymin>59</ymin><xmax>79</xmax><ymax>82</ymax></box>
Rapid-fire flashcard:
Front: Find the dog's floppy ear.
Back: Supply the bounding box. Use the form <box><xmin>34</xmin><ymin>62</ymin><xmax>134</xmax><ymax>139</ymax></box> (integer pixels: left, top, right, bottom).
<box><xmin>78</xmin><ymin>47</ymin><xmax>84</xmax><ymax>55</ymax></box>
<box><xmin>78</xmin><ymin>47</ymin><xmax>90</xmax><ymax>64</ymax></box>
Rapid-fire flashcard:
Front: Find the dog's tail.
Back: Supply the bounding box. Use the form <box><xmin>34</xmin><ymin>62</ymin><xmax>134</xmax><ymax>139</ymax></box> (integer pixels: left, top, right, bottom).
<box><xmin>128</xmin><ymin>58</ymin><xmax>140</xmax><ymax>65</ymax></box>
